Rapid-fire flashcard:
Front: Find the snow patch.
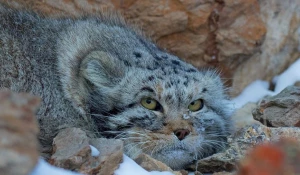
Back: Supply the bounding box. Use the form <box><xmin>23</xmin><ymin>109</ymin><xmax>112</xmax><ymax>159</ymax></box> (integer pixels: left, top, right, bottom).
<box><xmin>30</xmin><ymin>158</ymin><xmax>81</xmax><ymax>175</ymax></box>
<box><xmin>89</xmin><ymin>145</ymin><xmax>100</xmax><ymax>157</ymax></box>
<box><xmin>273</xmin><ymin>59</ymin><xmax>300</xmax><ymax>93</ymax></box>
<box><xmin>232</xmin><ymin>58</ymin><xmax>300</xmax><ymax>109</ymax></box>
<box><xmin>232</xmin><ymin>80</ymin><xmax>274</xmax><ymax>109</ymax></box>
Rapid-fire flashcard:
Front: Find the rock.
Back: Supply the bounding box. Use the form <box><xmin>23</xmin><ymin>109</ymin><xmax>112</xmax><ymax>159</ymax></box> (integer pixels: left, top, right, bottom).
<box><xmin>0</xmin><ymin>90</ymin><xmax>40</xmax><ymax>175</ymax></box>
<box><xmin>86</xmin><ymin>138</ymin><xmax>123</xmax><ymax>175</ymax></box>
<box><xmin>294</xmin><ymin>81</ymin><xmax>300</xmax><ymax>87</ymax></box>
<box><xmin>231</xmin><ymin>0</ymin><xmax>300</xmax><ymax>96</ymax></box>
<box><xmin>134</xmin><ymin>153</ymin><xmax>186</xmax><ymax>175</ymax></box>
<box><xmin>50</xmin><ymin>128</ymin><xmax>123</xmax><ymax>175</ymax></box>
<box><xmin>237</xmin><ymin>138</ymin><xmax>300</xmax><ymax>175</ymax></box>
<box><xmin>50</xmin><ymin>127</ymin><xmax>91</xmax><ymax>170</ymax></box>
<box><xmin>252</xmin><ymin>86</ymin><xmax>300</xmax><ymax>127</ymax></box>
<box><xmin>213</xmin><ymin>171</ymin><xmax>236</xmax><ymax>175</ymax></box>
<box><xmin>231</xmin><ymin>102</ymin><xmax>261</xmax><ymax>130</ymax></box>
<box><xmin>188</xmin><ymin>124</ymin><xmax>300</xmax><ymax>173</ymax></box>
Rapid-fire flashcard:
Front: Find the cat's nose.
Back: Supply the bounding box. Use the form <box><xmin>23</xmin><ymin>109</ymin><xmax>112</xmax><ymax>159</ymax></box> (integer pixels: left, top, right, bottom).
<box><xmin>174</xmin><ymin>129</ymin><xmax>190</xmax><ymax>140</ymax></box>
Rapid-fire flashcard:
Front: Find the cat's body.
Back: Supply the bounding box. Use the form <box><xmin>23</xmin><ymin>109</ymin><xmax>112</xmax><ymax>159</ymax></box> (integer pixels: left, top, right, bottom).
<box><xmin>0</xmin><ymin>5</ymin><xmax>233</xmax><ymax>169</ymax></box>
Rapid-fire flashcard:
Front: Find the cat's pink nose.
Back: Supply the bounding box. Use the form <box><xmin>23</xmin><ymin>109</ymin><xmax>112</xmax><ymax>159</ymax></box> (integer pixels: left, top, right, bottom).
<box><xmin>174</xmin><ymin>129</ymin><xmax>190</xmax><ymax>140</ymax></box>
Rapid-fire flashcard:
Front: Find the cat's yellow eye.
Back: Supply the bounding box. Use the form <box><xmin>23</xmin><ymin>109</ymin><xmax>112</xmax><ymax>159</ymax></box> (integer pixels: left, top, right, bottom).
<box><xmin>141</xmin><ymin>97</ymin><xmax>158</xmax><ymax>110</ymax></box>
<box><xmin>188</xmin><ymin>99</ymin><xmax>203</xmax><ymax>112</ymax></box>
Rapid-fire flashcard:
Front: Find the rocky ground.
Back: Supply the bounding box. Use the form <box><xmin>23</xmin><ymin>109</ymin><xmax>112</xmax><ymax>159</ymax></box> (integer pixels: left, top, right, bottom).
<box><xmin>1</xmin><ymin>85</ymin><xmax>300</xmax><ymax>175</ymax></box>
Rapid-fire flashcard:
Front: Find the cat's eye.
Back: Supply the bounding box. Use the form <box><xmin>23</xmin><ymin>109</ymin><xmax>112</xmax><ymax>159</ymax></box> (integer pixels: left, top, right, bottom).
<box><xmin>188</xmin><ymin>99</ymin><xmax>203</xmax><ymax>112</ymax></box>
<box><xmin>141</xmin><ymin>97</ymin><xmax>161</xmax><ymax>111</ymax></box>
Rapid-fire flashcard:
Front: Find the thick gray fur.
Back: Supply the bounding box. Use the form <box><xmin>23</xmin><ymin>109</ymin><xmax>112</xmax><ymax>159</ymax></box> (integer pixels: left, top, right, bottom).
<box><xmin>0</xmin><ymin>4</ymin><xmax>234</xmax><ymax>170</ymax></box>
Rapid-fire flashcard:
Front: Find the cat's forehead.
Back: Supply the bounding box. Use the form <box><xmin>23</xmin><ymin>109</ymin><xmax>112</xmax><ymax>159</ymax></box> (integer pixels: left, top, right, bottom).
<box><xmin>136</xmin><ymin>67</ymin><xmax>214</xmax><ymax>98</ymax></box>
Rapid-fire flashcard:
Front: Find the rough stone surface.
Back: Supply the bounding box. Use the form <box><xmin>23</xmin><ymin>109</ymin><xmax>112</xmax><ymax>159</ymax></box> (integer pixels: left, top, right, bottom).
<box><xmin>50</xmin><ymin>127</ymin><xmax>91</xmax><ymax>170</ymax></box>
<box><xmin>50</xmin><ymin>128</ymin><xmax>123</xmax><ymax>175</ymax></box>
<box><xmin>188</xmin><ymin>124</ymin><xmax>300</xmax><ymax>173</ymax></box>
<box><xmin>252</xmin><ymin>86</ymin><xmax>300</xmax><ymax>127</ymax></box>
<box><xmin>134</xmin><ymin>153</ymin><xmax>186</xmax><ymax>175</ymax></box>
<box><xmin>231</xmin><ymin>0</ymin><xmax>300</xmax><ymax>96</ymax></box>
<box><xmin>87</xmin><ymin>138</ymin><xmax>123</xmax><ymax>175</ymax></box>
<box><xmin>0</xmin><ymin>90</ymin><xmax>40</xmax><ymax>175</ymax></box>
<box><xmin>213</xmin><ymin>171</ymin><xmax>236</xmax><ymax>175</ymax></box>
<box><xmin>295</xmin><ymin>81</ymin><xmax>300</xmax><ymax>87</ymax></box>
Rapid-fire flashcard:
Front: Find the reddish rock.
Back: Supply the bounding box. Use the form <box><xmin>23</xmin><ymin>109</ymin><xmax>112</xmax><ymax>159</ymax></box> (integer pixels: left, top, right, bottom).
<box><xmin>237</xmin><ymin>138</ymin><xmax>300</xmax><ymax>175</ymax></box>
<box><xmin>50</xmin><ymin>128</ymin><xmax>124</xmax><ymax>175</ymax></box>
<box><xmin>85</xmin><ymin>138</ymin><xmax>123</xmax><ymax>175</ymax></box>
<box><xmin>253</xmin><ymin>86</ymin><xmax>300</xmax><ymax>127</ymax></box>
<box><xmin>134</xmin><ymin>153</ymin><xmax>185</xmax><ymax>175</ymax></box>
<box><xmin>231</xmin><ymin>0</ymin><xmax>300</xmax><ymax>96</ymax></box>
<box><xmin>213</xmin><ymin>171</ymin><xmax>236</xmax><ymax>175</ymax></box>
<box><xmin>0</xmin><ymin>90</ymin><xmax>40</xmax><ymax>175</ymax></box>
<box><xmin>50</xmin><ymin>128</ymin><xmax>91</xmax><ymax>170</ymax></box>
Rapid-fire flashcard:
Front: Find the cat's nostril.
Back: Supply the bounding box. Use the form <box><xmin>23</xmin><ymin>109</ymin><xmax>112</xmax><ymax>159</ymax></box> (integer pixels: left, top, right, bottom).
<box><xmin>174</xmin><ymin>129</ymin><xmax>190</xmax><ymax>140</ymax></box>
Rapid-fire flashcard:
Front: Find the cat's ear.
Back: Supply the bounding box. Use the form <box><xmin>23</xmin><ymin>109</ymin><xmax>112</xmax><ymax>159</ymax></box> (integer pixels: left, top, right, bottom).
<box><xmin>80</xmin><ymin>51</ymin><xmax>126</xmax><ymax>88</ymax></box>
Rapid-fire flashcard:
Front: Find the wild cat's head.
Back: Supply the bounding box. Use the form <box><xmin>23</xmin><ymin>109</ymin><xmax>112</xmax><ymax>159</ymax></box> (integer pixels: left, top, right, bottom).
<box><xmin>81</xmin><ymin>51</ymin><xmax>233</xmax><ymax>169</ymax></box>
<box><xmin>57</xmin><ymin>19</ymin><xmax>233</xmax><ymax>170</ymax></box>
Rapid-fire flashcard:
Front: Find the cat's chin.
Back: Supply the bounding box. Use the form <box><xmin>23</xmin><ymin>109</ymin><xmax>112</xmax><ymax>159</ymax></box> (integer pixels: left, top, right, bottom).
<box><xmin>151</xmin><ymin>148</ymin><xmax>195</xmax><ymax>170</ymax></box>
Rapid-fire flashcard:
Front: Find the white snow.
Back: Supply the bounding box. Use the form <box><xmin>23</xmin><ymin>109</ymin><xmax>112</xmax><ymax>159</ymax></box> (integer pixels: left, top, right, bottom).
<box><xmin>273</xmin><ymin>59</ymin><xmax>300</xmax><ymax>93</ymax></box>
<box><xmin>30</xmin><ymin>155</ymin><xmax>174</xmax><ymax>175</ymax></box>
<box><xmin>30</xmin><ymin>158</ymin><xmax>81</xmax><ymax>175</ymax></box>
<box><xmin>89</xmin><ymin>145</ymin><xmax>100</xmax><ymax>157</ymax></box>
<box><xmin>231</xmin><ymin>80</ymin><xmax>274</xmax><ymax>109</ymax></box>
<box><xmin>114</xmin><ymin>155</ymin><xmax>174</xmax><ymax>175</ymax></box>
<box><xmin>232</xmin><ymin>58</ymin><xmax>300</xmax><ymax>109</ymax></box>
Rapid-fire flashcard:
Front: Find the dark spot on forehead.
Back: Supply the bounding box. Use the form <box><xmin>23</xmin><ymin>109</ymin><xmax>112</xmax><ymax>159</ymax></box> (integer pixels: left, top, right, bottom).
<box><xmin>148</xmin><ymin>76</ymin><xmax>154</xmax><ymax>81</ymax></box>
<box><xmin>202</xmin><ymin>88</ymin><xmax>207</xmax><ymax>93</ymax></box>
<box><xmin>183</xmin><ymin>81</ymin><xmax>188</xmax><ymax>87</ymax></box>
<box><xmin>165</xmin><ymin>82</ymin><xmax>171</xmax><ymax>88</ymax></box>
<box><xmin>173</xmin><ymin>68</ymin><xmax>179</xmax><ymax>74</ymax></box>
<box><xmin>134</xmin><ymin>52</ymin><xmax>142</xmax><ymax>58</ymax></box>
<box><xmin>166</xmin><ymin>94</ymin><xmax>172</xmax><ymax>101</ymax></box>
<box><xmin>146</xmin><ymin>65</ymin><xmax>156</xmax><ymax>70</ymax></box>
<box><xmin>172</xmin><ymin>60</ymin><xmax>180</xmax><ymax>65</ymax></box>
<box><xmin>123</xmin><ymin>60</ymin><xmax>131</xmax><ymax>67</ymax></box>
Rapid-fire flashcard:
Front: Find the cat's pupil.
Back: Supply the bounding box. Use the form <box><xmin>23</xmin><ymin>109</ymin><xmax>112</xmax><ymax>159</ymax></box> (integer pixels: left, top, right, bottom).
<box><xmin>146</xmin><ymin>99</ymin><xmax>152</xmax><ymax>104</ymax></box>
<box><xmin>191</xmin><ymin>102</ymin><xmax>195</xmax><ymax>105</ymax></box>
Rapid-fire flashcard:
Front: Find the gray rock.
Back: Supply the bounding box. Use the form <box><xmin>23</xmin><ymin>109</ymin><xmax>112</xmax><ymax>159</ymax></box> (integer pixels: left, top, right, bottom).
<box><xmin>252</xmin><ymin>86</ymin><xmax>300</xmax><ymax>127</ymax></box>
